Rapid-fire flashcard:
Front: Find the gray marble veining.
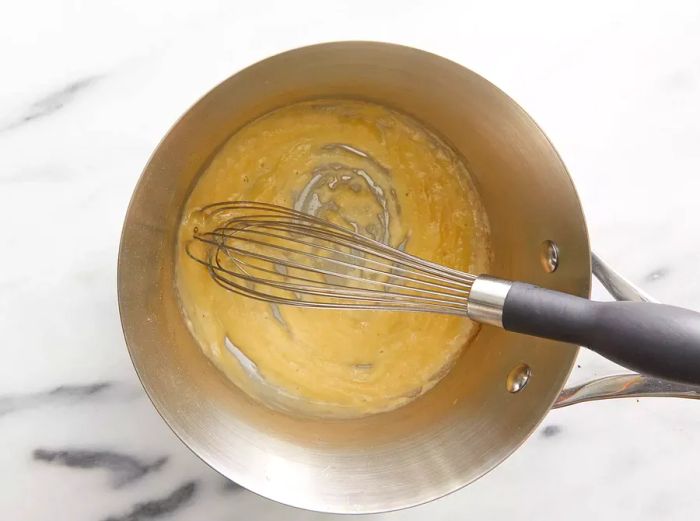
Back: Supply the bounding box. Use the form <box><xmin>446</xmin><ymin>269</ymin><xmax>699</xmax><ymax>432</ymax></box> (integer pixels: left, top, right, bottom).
<box><xmin>0</xmin><ymin>382</ymin><xmax>126</xmax><ymax>417</ymax></box>
<box><xmin>33</xmin><ymin>448</ymin><xmax>168</xmax><ymax>488</ymax></box>
<box><xmin>102</xmin><ymin>481</ymin><xmax>197</xmax><ymax>521</ymax></box>
<box><xmin>1</xmin><ymin>76</ymin><xmax>99</xmax><ymax>132</ymax></box>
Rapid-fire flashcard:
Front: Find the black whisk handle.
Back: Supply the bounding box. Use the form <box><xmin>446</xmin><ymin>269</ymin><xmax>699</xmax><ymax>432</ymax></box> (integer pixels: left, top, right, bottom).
<box><xmin>501</xmin><ymin>282</ymin><xmax>700</xmax><ymax>386</ymax></box>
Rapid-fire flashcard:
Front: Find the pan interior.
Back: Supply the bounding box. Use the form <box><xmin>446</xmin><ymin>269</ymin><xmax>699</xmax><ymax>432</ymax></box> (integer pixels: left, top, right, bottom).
<box><xmin>118</xmin><ymin>42</ymin><xmax>590</xmax><ymax>513</ymax></box>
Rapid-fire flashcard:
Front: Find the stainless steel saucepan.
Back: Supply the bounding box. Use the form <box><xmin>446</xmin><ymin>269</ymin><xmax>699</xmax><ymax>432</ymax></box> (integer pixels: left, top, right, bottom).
<box><xmin>118</xmin><ymin>42</ymin><xmax>700</xmax><ymax>514</ymax></box>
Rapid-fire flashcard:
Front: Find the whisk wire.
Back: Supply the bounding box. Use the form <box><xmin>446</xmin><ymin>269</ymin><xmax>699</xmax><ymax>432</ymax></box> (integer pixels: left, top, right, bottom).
<box><xmin>199</xmin><ymin>227</ymin><xmax>472</xmax><ymax>295</ymax></box>
<box><xmin>185</xmin><ymin>201</ymin><xmax>476</xmax><ymax>315</ymax></box>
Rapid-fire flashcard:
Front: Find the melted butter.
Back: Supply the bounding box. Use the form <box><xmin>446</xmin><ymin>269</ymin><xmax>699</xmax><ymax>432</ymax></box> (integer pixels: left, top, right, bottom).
<box><xmin>176</xmin><ymin>99</ymin><xmax>490</xmax><ymax>418</ymax></box>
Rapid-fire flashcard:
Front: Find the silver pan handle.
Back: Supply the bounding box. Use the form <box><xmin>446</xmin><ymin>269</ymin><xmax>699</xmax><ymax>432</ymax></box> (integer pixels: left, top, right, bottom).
<box><xmin>554</xmin><ymin>374</ymin><xmax>700</xmax><ymax>408</ymax></box>
<box><xmin>591</xmin><ymin>252</ymin><xmax>656</xmax><ymax>303</ymax></box>
<box><xmin>554</xmin><ymin>252</ymin><xmax>700</xmax><ymax>407</ymax></box>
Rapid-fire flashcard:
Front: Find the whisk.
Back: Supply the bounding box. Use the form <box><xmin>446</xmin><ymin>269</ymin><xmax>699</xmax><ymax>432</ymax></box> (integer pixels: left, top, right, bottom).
<box><xmin>187</xmin><ymin>201</ymin><xmax>700</xmax><ymax>385</ymax></box>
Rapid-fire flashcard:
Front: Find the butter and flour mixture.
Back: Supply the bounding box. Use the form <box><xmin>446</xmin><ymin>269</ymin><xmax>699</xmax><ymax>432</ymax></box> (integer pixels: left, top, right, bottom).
<box><xmin>177</xmin><ymin>99</ymin><xmax>489</xmax><ymax>417</ymax></box>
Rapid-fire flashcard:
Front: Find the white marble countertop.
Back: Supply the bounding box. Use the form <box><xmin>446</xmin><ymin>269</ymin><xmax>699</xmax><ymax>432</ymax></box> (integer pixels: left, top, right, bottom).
<box><xmin>2</xmin><ymin>1</ymin><xmax>700</xmax><ymax>519</ymax></box>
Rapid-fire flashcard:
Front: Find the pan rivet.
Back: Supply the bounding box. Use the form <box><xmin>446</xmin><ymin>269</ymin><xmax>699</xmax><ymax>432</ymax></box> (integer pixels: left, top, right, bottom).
<box><xmin>506</xmin><ymin>363</ymin><xmax>531</xmax><ymax>393</ymax></box>
<box><xmin>541</xmin><ymin>240</ymin><xmax>559</xmax><ymax>273</ymax></box>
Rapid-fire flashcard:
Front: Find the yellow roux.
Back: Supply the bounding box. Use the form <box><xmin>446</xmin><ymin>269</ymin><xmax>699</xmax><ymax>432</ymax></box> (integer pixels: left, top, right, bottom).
<box><xmin>176</xmin><ymin>99</ymin><xmax>490</xmax><ymax>418</ymax></box>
